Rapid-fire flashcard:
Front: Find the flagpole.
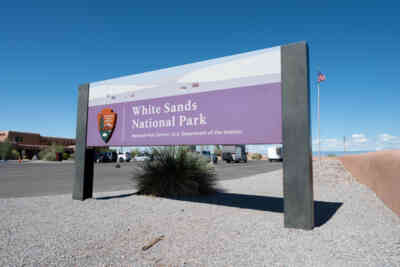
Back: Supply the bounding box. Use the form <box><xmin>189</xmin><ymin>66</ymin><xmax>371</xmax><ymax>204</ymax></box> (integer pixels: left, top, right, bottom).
<box><xmin>317</xmin><ymin>81</ymin><xmax>321</xmax><ymax>173</ymax></box>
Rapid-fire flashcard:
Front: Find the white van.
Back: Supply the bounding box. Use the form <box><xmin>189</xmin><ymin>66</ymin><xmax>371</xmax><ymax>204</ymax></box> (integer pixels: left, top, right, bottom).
<box><xmin>267</xmin><ymin>147</ymin><xmax>283</xmax><ymax>162</ymax></box>
<box><xmin>117</xmin><ymin>152</ymin><xmax>131</xmax><ymax>162</ymax></box>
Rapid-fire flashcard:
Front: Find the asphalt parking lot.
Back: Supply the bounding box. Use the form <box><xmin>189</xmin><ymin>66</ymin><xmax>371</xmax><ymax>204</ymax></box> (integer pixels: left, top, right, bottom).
<box><xmin>0</xmin><ymin>160</ymin><xmax>282</xmax><ymax>198</ymax></box>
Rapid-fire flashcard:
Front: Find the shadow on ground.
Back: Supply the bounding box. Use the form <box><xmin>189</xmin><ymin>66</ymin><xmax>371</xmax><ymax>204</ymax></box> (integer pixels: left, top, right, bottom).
<box><xmin>95</xmin><ymin>192</ymin><xmax>342</xmax><ymax>227</ymax></box>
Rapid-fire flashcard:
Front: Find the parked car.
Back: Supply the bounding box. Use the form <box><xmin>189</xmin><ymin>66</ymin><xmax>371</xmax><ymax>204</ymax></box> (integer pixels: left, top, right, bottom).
<box><xmin>96</xmin><ymin>151</ymin><xmax>117</xmax><ymax>163</ymax></box>
<box><xmin>117</xmin><ymin>152</ymin><xmax>131</xmax><ymax>162</ymax></box>
<box><xmin>212</xmin><ymin>153</ymin><xmax>218</xmax><ymax>164</ymax></box>
<box><xmin>134</xmin><ymin>153</ymin><xmax>151</xmax><ymax>161</ymax></box>
<box><xmin>201</xmin><ymin>151</ymin><xmax>211</xmax><ymax>162</ymax></box>
<box><xmin>222</xmin><ymin>152</ymin><xmax>233</xmax><ymax>163</ymax></box>
<box><xmin>198</xmin><ymin>150</ymin><xmax>218</xmax><ymax>164</ymax></box>
<box><xmin>267</xmin><ymin>146</ymin><xmax>283</xmax><ymax>162</ymax></box>
<box><xmin>222</xmin><ymin>145</ymin><xmax>247</xmax><ymax>163</ymax></box>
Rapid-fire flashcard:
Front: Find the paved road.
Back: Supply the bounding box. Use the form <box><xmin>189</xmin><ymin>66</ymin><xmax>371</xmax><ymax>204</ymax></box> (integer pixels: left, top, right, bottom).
<box><xmin>0</xmin><ymin>160</ymin><xmax>281</xmax><ymax>198</ymax></box>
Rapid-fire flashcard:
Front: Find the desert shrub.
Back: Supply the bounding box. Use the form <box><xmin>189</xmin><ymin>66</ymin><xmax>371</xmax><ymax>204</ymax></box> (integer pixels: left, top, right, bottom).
<box><xmin>63</xmin><ymin>152</ymin><xmax>70</xmax><ymax>160</ymax></box>
<box><xmin>54</xmin><ymin>145</ymin><xmax>64</xmax><ymax>153</ymax></box>
<box><xmin>39</xmin><ymin>143</ymin><xmax>65</xmax><ymax>161</ymax></box>
<box><xmin>251</xmin><ymin>153</ymin><xmax>263</xmax><ymax>160</ymax></box>
<box><xmin>38</xmin><ymin>150</ymin><xmax>46</xmax><ymax>160</ymax></box>
<box><xmin>11</xmin><ymin>149</ymin><xmax>20</xmax><ymax>160</ymax></box>
<box><xmin>132</xmin><ymin>146</ymin><xmax>220</xmax><ymax>197</ymax></box>
<box><xmin>0</xmin><ymin>141</ymin><xmax>12</xmax><ymax>160</ymax></box>
<box><xmin>43</xmin><ymin>151</ymin><xmax>56</xmax><ymax>161</ymax></box>
<box><xmin>130</xmin><ymin>148</ymin><xmax>141</xmax><ymax>158</ymax></box>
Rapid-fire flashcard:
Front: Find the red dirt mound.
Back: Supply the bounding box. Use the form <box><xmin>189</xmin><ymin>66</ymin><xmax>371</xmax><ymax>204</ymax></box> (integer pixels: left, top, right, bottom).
<box><xmin>338</xmin><ymin>150</ymin><xmax>400</xmax><ymax>216</ymax></box>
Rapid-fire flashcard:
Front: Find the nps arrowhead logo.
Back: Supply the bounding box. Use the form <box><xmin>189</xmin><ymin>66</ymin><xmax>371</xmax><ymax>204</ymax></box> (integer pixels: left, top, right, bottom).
<box><xmin>97</xmin><ymin>108</ymin><xmax>117</xmax><ymax>143</ymax></box>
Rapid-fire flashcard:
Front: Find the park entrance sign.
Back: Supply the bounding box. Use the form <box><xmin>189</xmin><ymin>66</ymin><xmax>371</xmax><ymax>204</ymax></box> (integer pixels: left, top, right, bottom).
<box><xmin>73</xmin><ymin>42</ymin><xmax>314</xmax><ymax>230</ymax></box>
<box><xmin>87</xmin><ymin>46</ymin><xmax>282</xmax><ymax>146</ymax></box>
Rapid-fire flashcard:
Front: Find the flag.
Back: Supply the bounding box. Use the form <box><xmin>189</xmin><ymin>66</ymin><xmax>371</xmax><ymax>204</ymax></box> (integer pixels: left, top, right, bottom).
<box><xmin>317</xmin><ymin>71</ymin><xmax>326</xmax><ymax>83</ymax></box>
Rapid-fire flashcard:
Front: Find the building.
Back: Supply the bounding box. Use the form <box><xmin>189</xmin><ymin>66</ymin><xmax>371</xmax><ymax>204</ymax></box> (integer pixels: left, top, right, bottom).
<box><xmin>0</xmin><ymin>130</ymin><xmax>75</xmax><ymax>159</ymax></box>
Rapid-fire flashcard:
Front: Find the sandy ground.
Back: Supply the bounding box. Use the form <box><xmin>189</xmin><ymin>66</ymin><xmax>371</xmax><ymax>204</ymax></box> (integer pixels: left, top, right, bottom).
<box><xmin>338</xmin><ymin>150</ymin><xmax>400</xmax><ymax>216</ymax></box>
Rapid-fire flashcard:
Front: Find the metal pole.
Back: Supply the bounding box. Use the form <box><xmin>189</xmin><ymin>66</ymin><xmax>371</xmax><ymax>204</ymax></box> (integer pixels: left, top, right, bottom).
<box><xmin>317</xmin><ymin>82</ymin><xmax>321</xmax><ymax>172</ymax></box>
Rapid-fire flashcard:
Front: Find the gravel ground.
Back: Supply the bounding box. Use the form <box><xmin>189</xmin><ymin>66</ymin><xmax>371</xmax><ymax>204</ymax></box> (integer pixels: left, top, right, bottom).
<box><xmin>0</xmin><ymin>159</ymin><xmax>399</xmax><ymax>266</ymax></box>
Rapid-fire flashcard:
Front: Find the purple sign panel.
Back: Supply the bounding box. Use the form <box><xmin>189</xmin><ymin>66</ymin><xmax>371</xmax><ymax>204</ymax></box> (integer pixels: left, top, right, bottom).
<box><xmin>87</xmin><ymin>46</ymin><xmax>282</xmax><ymax>146</ymax></box>
<box><xmin>87</xmin><ymin>83</ymin><xmax>281</xmax><ymax>146</ymax></box>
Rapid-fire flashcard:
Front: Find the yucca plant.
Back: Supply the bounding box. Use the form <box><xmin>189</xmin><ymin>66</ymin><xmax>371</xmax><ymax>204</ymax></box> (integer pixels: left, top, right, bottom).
<box><xmin>132</xmin><ymin>146</ymin><xmax>220</xmax><ymax>197</ymax></box>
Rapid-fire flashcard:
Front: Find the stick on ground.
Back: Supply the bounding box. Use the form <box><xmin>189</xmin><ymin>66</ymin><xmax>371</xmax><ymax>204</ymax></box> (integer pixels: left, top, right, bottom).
<box><xmin>142</xmin><ymin>235</ymin><xmax>165</xmax><ymax>251</ymax></box>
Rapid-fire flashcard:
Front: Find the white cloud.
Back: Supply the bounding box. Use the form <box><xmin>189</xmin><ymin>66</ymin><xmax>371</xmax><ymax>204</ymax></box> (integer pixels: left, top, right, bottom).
<box><xmin>378</xmin><ymin>133</ymin><xmax>400</xmax><ymax>143</ymax></box>
<box><xmin>324</xmin><ymin>138</ymin><xmax>339</xmax><ymax>144</ymax></box>
<box><xmin>312</xmin><ymin>138</ymin><xmax>342</xmax><ymax>150</ymax></box>
<box><xmin>351</xmin><ymin>134</ymin><xmax>364</xmax><ymax>138</ymax></box>
<box><xmin>351</xmin><ymin>133</ymin><xmax>368</xmax><ymax>143</ymax></box>
<box><xmin>312</xmin><ymin>133</ymin><xmax>400</xmax><ymax>152</ymax></box>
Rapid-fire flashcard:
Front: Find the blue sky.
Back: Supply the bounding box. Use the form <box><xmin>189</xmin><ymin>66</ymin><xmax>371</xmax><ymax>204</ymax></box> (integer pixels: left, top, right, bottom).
<box><xmin>1</xmin><ymin>1</ymin><xmax>399</xmax><ymax>152</ymax></box>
